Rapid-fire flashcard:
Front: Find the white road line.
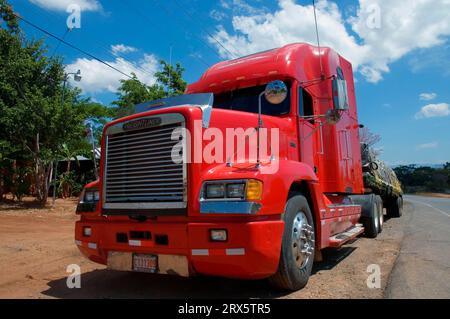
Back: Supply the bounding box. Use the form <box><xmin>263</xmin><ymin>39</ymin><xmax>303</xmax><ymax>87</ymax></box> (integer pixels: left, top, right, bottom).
<box><xmin>406</xmin><ymin>198</ymin><xmax>450</xmax><ymax>218</ymax></box>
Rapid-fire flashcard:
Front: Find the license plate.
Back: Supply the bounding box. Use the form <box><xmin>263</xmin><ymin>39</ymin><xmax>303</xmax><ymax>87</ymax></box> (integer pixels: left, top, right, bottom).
<box><xmin>133</xmin><ymin>254</ymin><xmax>158</xmax><ymax>273</ymax></box>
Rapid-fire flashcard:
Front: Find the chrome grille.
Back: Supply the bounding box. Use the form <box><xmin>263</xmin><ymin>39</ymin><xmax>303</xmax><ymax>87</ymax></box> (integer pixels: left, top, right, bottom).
<box><xmin>103</xmin><ymin>114</ymin><xmax>186</xmax><ymax>210</ymax></box>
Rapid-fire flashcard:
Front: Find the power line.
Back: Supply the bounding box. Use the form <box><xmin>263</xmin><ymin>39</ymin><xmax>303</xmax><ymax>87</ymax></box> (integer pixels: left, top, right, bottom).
<box><xmin>50</xmin><ymin>27</ymin><xmax>70</xmax><ymax>59</ymax></box>
<box><xmin>117</xmin><ymin>0</ymin><xmax>213</xmax><ymax>68</ymax></box>
<box><xmin>172</xmin><ymin>0</ymin><xmax>240</xmax><ymax>59</ymax></box>
<box><xmin>149</xmin><ymin>0</ymin><xmax>227</xmax><ymax>62</ymax></box>
<box><xmin>12</xmin><ymin>12</ymin><xmax>134</xmax><ymax>80</ymax></box>
<box><xmin>20</xmin><ymin>4</ymin><xmax>158</xmax><ymax>80</ymax></box>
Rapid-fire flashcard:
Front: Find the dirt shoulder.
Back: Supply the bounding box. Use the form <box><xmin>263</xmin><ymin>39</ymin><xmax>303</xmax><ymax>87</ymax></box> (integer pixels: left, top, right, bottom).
<box><xmin>0</xmin><ymin>198</ymin><xmax>405</xmax><ymax>299</ymax></box>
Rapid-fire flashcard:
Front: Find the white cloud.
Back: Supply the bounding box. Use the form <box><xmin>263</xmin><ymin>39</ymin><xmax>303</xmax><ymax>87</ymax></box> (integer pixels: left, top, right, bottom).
<box><xmin>29</xmin><ymin>0</ymin><xmax>102</xmax><ymax>12</ymax></box>
<box><xmin>210</xmin><ymin>0</ymin><xmax>450</xmax><ymax>83</ymax></box>
<box><xmin>111</xmin><ymin>44</ymin><xmax>137</xmax><ymax>56</ymax></box>
<box><xmin>220</xmin><ymin>0</ymin><xmax>264</xmax><ymax>15</ymax></box>
<box><xmin>416</xmin><ymin>142</ymin><xmax>438</xmax><ymax>150</ymax></box>
<box><xmin>66</xmin><ymin>54</ymin><xmax>159</xmax><ymax>94</ymax></box>
<box><xmin>419</xmin><ymin>92</ymin><xmax>437</xmax><ymax>101</ymax></box>
<box><xmin>415</xmin><ymin>103</ymin><xmax>450</xmax><ymax>119</ymax></box>
<box><xmin>210</xmin><ymin>9</ymin><xmax>227</xmax><ymax>21</ymax></box>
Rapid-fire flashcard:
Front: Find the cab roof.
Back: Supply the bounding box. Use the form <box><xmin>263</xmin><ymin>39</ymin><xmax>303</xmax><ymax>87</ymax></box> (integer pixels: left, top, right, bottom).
<box><xmin>186</xmin><ymin>43</ymin><xmax>347</xmax><ymax>94</ymax></box>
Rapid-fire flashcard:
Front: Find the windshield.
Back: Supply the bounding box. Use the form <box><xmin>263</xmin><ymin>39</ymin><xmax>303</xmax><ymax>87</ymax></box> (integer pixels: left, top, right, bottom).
<box><xmin>213</xmin><ymin>83</ymin><xmax>291</xmax><ymax>116</ymax></box>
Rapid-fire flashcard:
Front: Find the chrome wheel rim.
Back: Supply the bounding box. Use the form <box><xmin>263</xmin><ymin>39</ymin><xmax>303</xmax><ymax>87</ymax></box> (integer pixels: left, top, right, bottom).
<box><xmin>379</xmin><ymin>204</ymin><xmax>384</xmax><ymax>228</ymax></box>
<box><xmin>292</xmin><ymin>212</ymin><xmax>315</xmax><ymax>268</ymax></box>
<box><xmin>374</xmin><ymin>203</ymin><xmax>380</xmax><ymax>231</ymax></box>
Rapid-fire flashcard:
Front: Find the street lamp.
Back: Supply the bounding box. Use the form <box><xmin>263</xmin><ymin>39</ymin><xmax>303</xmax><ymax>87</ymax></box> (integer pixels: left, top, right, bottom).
<box><xmin>73</xmin><ymin>69</ymin><xmax>82</xmax><ymax>82</ymax></box>
<box><xmin>52</xmin><ymin>70</ymin><xmax>82</xmax><ymax>205</ymax></box>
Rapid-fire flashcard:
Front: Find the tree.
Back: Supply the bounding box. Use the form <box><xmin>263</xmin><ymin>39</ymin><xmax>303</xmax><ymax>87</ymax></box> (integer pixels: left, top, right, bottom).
<box><xmin>0</xmin><ymin>0</ymin><xmax>18</xmax><ymax>33</ymax></box>
<box><xmin>155</xmin><ymin>60</ymin><xmax>187</xmax><ymax>96</ymax></box>
<box><xmin>113</xmin><ymin>73</ymin><xmax>165</xmax><ymax>118</ymax></box>
<box><xmin>1</xmin><ymin>1</ymin><xmax>112</xmax><ymax>204</ymax></box>
<box><xmin>113</xmin><ymin>60</ymin><xmax>187</xmax><ymax>118</ymax></box>
<box><xmin>359</xmin><ymin>127</ymin><xmax>381</xmax><ymax>147</ymax></box>
<box><xmin>359</xmin><ymin>126</ymin><xmax>382</xmax><ymax>157</ymax></box>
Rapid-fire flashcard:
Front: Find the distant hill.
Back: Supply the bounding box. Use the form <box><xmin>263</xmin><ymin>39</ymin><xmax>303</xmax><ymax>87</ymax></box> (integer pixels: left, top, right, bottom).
<box><xmin>391</xmin><ymin>163</ymin><xmax>445</xmax><ymax>169</ymax></box>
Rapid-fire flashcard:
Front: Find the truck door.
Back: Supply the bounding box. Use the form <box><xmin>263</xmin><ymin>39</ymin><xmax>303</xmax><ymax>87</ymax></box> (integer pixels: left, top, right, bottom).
<box><xmin>297</xmin><ymin>88</ymin><xmax>319</xmax><ymax>171</ymax></box>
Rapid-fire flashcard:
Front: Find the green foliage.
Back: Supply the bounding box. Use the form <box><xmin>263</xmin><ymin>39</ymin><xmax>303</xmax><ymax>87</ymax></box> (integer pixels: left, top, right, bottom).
<box><xmin>113</xmin><ymin>73</ymin><xmax>165</xmax><ymax>118</ymax></box>
<box><xmin>394</xmin><ymin>163</ymin><xmax>450</xmax><ymax>193</ymax></box>
<box><xmin>57</xmin><ymin>171</ymin><xmax>79</xmax><ymax>198</ymax></box>
<box><xmin>0</xmin><ymin>0</ymin><xmax>19</xmax><ymax>33</ymax></box>
<box><xmin>155</xmin><ymin>60</ymin><xmax>187</xmax><ymax>96</ymax></box>
<box><xmin>113</xmin><ymin>60</ymin><xmax>187</xmax><ymax>118</ymax></box>
<box><xmin>0</xmin><ymin>1</ymin><xmax>111</xmax><ymax>203</ymax></box>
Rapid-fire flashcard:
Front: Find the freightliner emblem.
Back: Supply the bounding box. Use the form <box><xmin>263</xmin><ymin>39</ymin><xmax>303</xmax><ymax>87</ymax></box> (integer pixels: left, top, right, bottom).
<box><xmin>123</xmin><ymin>117</ymin><xmax>162</xmax><ymax>131</ymax></box>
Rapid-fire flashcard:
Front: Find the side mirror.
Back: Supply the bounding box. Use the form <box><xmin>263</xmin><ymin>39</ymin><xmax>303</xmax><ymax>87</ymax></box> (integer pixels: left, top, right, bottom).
<box><xmin>264</xmin><ymin>80</ymin><xmax>288</xmax><ymax>104</ymax></box>
<box><xmin>332</xmin><ymin>78</ymin><xmax>349</xmax><ymax>110</ymax></box>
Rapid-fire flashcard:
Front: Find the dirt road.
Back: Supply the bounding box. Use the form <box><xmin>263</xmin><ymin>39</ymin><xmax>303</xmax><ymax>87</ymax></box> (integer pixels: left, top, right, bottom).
<box><xmin>0</xmin><ymin>196</ymin><xmax>437</xmax><ymax>299</ymax></box>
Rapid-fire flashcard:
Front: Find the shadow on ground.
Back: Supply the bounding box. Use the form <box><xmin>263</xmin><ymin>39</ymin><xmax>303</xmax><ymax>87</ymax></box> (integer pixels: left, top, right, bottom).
<box><xmin>42</xmin><ymin>247</ymin><xmax>357</xmax><ymax>299</ymax></box>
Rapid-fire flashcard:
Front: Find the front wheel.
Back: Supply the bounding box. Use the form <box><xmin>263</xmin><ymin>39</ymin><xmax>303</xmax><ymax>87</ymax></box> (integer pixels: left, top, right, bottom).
<box><xmin>269</xmin><ymin>194</ymin><xmax>315</xmax><ymax>291</ymax></box>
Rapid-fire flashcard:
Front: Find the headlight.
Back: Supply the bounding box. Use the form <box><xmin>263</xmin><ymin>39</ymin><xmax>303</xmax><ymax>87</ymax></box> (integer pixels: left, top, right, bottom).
<box><xmin>226</xmin><ymin>183</ymin><xmax>245</xmax><ymax>198</ymax></box>
<box><xmin>76</xmin><ymin>188</ymin><xmax>99</xmax><ymax>214</ymax></box>
<box><xmin>83</xmin><ymin>189</ymin><xmax>99</xmax><ymax>203</ymax></box>
<box><xmin>202</xmin><ymin>179</ymin><xmax>262</xmax><ymax>200</ymax></box>
<box><xmin>85</xmin><ymin>191</ymin><xmax>94</xmax><ymax>202</ymax></box>
<box><xmin>205</xmin><ymin>183</ymin><xmax>225</xmax><ymax>199</ymax></box>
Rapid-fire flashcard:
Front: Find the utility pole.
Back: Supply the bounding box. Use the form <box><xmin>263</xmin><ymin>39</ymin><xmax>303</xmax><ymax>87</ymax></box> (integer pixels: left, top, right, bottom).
<box><xmin>89</xmin><ymin>122</ymin><xmax>99</xmax><ymax>179</ymax></box>
<box><xmin>53</xmin><ymin>70</ymin><xmax>82</xmax><ymax>205</ymax></box>
<box><xmin>168</xmin><ymin>45</ymin><xmax>173</xmax><ymax>97</ymax></box>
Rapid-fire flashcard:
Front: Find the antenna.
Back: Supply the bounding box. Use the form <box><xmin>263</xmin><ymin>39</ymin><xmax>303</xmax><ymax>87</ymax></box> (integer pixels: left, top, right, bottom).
<box><xmin>168</xmin><ymin>45</ymin><xmax>173</xmax><ymax>97</ymax></box>
<box><xmin>312</xmin><ymin>0</ymin><xmax>325</xmax><ymax>80</ymax></box>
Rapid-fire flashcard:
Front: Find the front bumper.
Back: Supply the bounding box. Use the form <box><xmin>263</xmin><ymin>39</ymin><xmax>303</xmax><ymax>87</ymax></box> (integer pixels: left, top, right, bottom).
<box><xmin>75</xmin><ymin>218</ymin><xmax>284</xmax><ymax>279</ymax></box>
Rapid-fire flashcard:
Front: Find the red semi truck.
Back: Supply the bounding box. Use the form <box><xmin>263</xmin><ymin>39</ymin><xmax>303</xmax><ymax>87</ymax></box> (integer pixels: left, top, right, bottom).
<box><xmin>75</xmin><ymin>43</ymin><xmax>403</xmax><ymax>290</ymax></box>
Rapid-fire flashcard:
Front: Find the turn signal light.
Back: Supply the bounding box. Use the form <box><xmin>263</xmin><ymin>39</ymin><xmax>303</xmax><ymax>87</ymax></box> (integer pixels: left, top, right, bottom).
<box><xmin>246</xmin><ymin>179</ymin><xmax>263</xmax><ymax>200</ymax></box>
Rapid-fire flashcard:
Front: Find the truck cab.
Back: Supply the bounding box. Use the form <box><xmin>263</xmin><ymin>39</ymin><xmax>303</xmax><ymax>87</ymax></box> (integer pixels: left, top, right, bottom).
<box><xmin>75</xmin><ymin>43</ymin><xmax>401</xmax><ymax>290</ymax></box>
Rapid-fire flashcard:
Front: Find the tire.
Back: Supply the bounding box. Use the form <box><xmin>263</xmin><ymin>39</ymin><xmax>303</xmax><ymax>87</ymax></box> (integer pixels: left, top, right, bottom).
<box><xmin>376</xmin><ymin>196</ymin><xmax>383</xmax><ymax>233</ymax></box>
<box><xmin>361</xmin><ymin>197</ymin><xmax>379</xmax><ymax>238</ymax></box>
<box><xmin>387</xmin><ymin>196</ymin><xmax>403</xmax><ymax>218</ymax></box>
<box><xmin>269</xmin><ymin>194</ymin><xmax>315</xmax><ymax>291</ymax></box>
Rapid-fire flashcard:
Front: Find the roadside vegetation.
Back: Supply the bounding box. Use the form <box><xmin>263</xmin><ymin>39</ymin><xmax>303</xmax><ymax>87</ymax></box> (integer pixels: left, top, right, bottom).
<box><xmin>394</xmin><ymin>163</ymin><xmax>450</xmax><ymax>194</ymax></box>
<box><xmin>0</xmin><ymin>0</ymin><xmax>187</xmax><ymax>205</ymax></box>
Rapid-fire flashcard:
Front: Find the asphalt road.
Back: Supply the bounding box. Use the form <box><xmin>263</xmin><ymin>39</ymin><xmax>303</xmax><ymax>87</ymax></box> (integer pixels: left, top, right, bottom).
<box><xmin>385</xmin><ymin>195</ymin><xmax>450</xmax><ymax>298</ymax></box>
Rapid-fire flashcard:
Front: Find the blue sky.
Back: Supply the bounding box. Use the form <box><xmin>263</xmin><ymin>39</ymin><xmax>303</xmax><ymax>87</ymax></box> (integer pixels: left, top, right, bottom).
<box><xmin>7</xmin><ymin>0</ymin><xmax>450</xmax><ymax>165</ymax></box>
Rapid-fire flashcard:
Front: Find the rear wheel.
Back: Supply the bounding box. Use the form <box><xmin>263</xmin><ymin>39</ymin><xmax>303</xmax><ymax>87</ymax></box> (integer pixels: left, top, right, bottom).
<box><xmin>376</xmin><ymin>196</ymin><xmax>383</xmax><ymax>233</ymax></box>
<box><xmin>386</xmin><ymin>196</ymin><xmax>403</xmax><ymax>218</ymax></box>
<box><xmin>269</xmin><ymin>194</ymin><xmax>315</xmax><ymax>291</ymax></box>
<box><xmin>362</xmin><ymin>198</ymin><xmax>379</xmax><ymax>238</ymax></box>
